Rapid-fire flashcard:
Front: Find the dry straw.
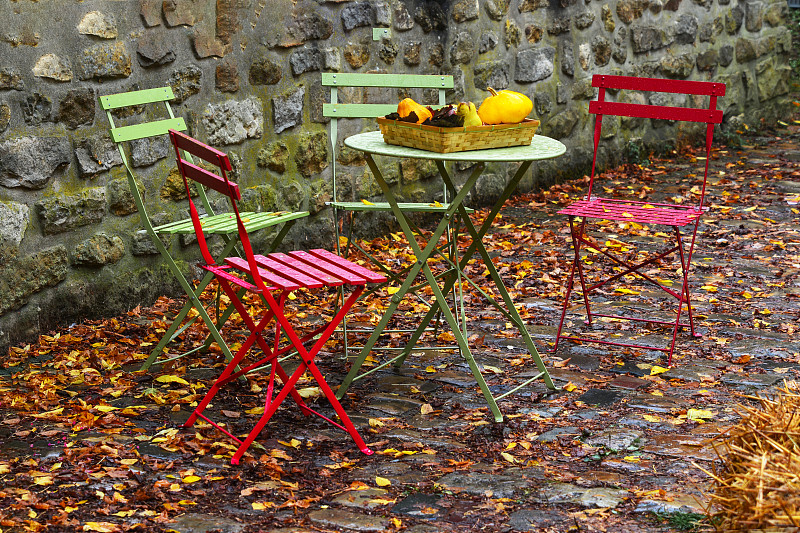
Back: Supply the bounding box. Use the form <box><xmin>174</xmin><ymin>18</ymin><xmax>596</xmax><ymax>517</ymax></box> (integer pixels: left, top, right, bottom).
<box><xmin>700</xmin><ymin>381</ymin><xmax>800</xmax><ymax>531</ymax></box>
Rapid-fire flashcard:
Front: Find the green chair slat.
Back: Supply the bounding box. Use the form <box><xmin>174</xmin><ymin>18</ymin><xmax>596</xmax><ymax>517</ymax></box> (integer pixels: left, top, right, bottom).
<box><xmin>153</xmin><ymin>211</ymin><xmax>310</xmax><ymax>235</ymax></box>
<box><xmin>110</xmin><ymin>118</ymin><xmax>187</xmax><ymax>143</ymax></box>
<box><xmin>100</xmin><ymin>87</ymin><xmax>176</xmax><ymax>110</ymax></box>
<box><xmin>322</xmin><ymin>73</ymin><xmax>454</xmax><ymax>89</ymax></box>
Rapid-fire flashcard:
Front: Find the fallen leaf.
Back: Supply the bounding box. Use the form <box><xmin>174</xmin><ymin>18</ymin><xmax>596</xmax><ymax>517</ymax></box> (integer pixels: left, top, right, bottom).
<box><xmin>375</xmin><ymin>476</ymin><xmax>391</xmax><ymax>487</ymax></box>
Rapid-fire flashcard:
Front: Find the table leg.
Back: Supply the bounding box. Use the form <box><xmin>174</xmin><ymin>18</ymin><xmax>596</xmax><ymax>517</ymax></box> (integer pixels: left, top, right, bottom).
<box><xmin>336</xmin><ymin>157</ymin><xmax>483</xmax><ymax>401</ymax></box>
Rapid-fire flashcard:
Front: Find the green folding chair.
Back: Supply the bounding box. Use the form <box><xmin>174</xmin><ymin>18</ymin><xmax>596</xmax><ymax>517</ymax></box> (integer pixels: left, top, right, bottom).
<box><xmin>100</xmin><ymin>87</ymin><xmax>309</xmax><ymax>371</ymax></box>
<box><xmin>322</xmin><ymin>72</ymin><xmax>470</xmax><ymax>366</ymax></box>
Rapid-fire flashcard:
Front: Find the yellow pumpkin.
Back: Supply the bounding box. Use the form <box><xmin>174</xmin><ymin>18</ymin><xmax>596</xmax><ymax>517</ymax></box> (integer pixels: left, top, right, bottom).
<box><xmin>397</xmin><ymin>98</ymin><xmax>432</xmax><ymax>124</ymax></box>
<box><xmin>477</xmin><ymin>87</ymin><xmax>533</xmax><ymax>125</ymax></box>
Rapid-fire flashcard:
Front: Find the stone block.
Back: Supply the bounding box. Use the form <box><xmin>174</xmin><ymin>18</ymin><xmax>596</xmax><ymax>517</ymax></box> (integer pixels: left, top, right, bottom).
<box><xmin>78</xmin><ymin>11</ymin><xmax>118</xmax><ymax>39</ymax></box>
<box><xmin>31</xmin><ymin>55</ymin><xmax>72</xmax><ymax>82</ymax></box>
<box><xmin>75</xmin><ymin>136</ymin><xmax>123</xmax><ymax>177</ymax></box>
<box><xmin>37</xmin><ymin>188</ymin><xmax>106</xmax><ymax>235</ymax></box>
<box><xmin>0</xmin><ymin>104</ymin><xmax>9</xmax><ymax>134</ymax></box>
<box><xmin>160</xmin><ymin>167</ymin><xmax>195</xmax><ymax>200</ymax></box>
<box><xmin>453</xmin><ymin>0</ymin><xmax>479</xmax><ymax>22</ymax></box>
<box><xmin>479</xmin><ymin>32</ymin><xmax>498</xmax><ymax>54</ymax></box>
<box><xmin>137</xmin><ymin>30</ymin><xmax>177</xmax><ymax>67</ymax></box>
<box><xmin>504</xmin><ymin>19</ymin><xmax>522</xmax><ymax>48</ymax></box>
<box><xmin>696</xmin><ymin>49</ymin><xmax>719</xmax><ymax>71</ymax></box>
<box><xmin>404</xmin><ymin>41</ymin><xmax>422</xmax><ymax>64</ymax></box>
<box><xmin>131</xmin><ymin>135</ymin><xmax>170</xmax><ymax>167</ymax></box>
<box><xmin>290</xmin><ymin>46</ymin><xmax>323</xmax><ymax>76</ymax></box>
<box><xmin>21</xmin><ymin>93</ymin><xmax>52</xmax><ymax>125</ymax></box>
<box><xmin>140</xmin><ymin>0</ymin><xmax>162</xmax><ymax>26</ymax></box>
<box><xmin>414</xmin><ymin>3</ymin><xmax>446</xmax><ymax>33</ymax></box>
<box><xmin>485</xmin><ymin>0</ymin><xmax>510</xmax><ymax>20</ymax></box>
<box><xmin>616</xmin><ymin>0</ymin><xmax>649</xmax><ymax>23</ymax></box>
<box><xmin>0</xmin><ymin>67</ymin><xmax>24</xmax><ymax>90</ymax></box>
<box><xmin>295</xmin><ymin>132</ymin><xmax>329</xmax><ymax>178</ymax></box>
<box><xmin>341</xmin><ymin>2</ymin><xmax>375</xmax><ymax>31</ymax></box>
<box><xmin>726</xmin><ymin>5</ymin><xmax>744</xmax><ymax>34</ymax></box>
<box><xmin>579</xmin><ymin>42</ymin><xmax>592</xmax><ymax>71</ymax></box>
<box><xmin>0</xmin><ymin>136</ymin><xmax>70</xmax><ymax>190</ymax></box>
<box><xmin>0</xmin><ymin>201</ymin><xmax>29</xmax><ymax>247</ymax></box>
<box><xmin>79</xmin><ymin>42</ymin><xmax>131</xmax><ymax>80</ymax></box>
<box><xmin>107</xmin><ymin>177</ymin><xmax>142</xmax><ymax>217</ymax></box>
<box><xmin>0</xmin><ymin>246</ymin><xmax>68</xmax><ymax>316</ymax></box>
<box><xmin>163</xmin><ymin>0</ymin><xmax>201</xmax><ymax>27</ymax></box>
<box><xmin>57</xmin><ymin>88</ymin><xmax>95</xmax><ymax>130</ymax></box>
<box><xmin>674</xmin><ymin>13</ymin><xmax>698</xmax><ymax>44</ymax></box>
<box><xmin>394</xmin><ymin>2</ymin><xmax>414</xmax><ymax>30</ymax></box>
<box><xmin>519</xmin><ymin>0</ymin><xmax>550</xmax><ymax>10</ymax></box>
<box><xmin>756</xmin><ymin>58</ymin><xmax>790</xmax><ymax>101</ymax></box>
<box><xmin>257</xmin><ymin>142</ymin><xmax>289</xmax><ymax>173</ymax></box>
<box><xmin>719</xmin><ymin>44</ymin><xmax>734</xmax><ymax>66</ymax></box>
<box><xmin>451</xmin><ymin>32</ymin><xmax>475</xmax><ymax>64</ymax></box>
<box><xmin>400</xmin><ymin>158</ymin><xmax>437</xmax><ymax>183</ymax></box>
<box><xmin>562</xmin><ymin>41</ymin><xmax>575</xmax><ymax>76</ymax></box>
<box><xmin>542</xmin><ymin>108</ymin><xmax>580</xmax><ymax>138</ymax></box>
<box><xmin>602</xmin><ymin>4</ymin><xmax>615</xmax><ymax>32</ymax></box>
<box><xmin>592</xmin><ymin>35</ymin><xmax>612</xmax><ymax>66</ymax></box>
<box><xmin>548</xmin><ymin>16</ymin><xmax>571</xmax><ymax>35</ymax></box>
<box><xmin>168</xmin><ymin>65</ymin><xmax>202</xmax><ymax>104</ymax></box>
<box><xmin>344</xmin><ymin>43</ymin><xmax>370</xmax><ymax>69</ymax></box>
<box><xmin>72</xmin><ymin>233</ymin><xmax>125</xmax><ymax>267</ymax></box>
<box><xmin>735</xmin><ymin>37</ymin><xmax>757</xmax><ymax>63</ymax></box>
<box><xmin>631</xmin><ymin>25</ymin><xmax>668</xmax><ymax>53</ymax></box>
<box><xmin>249</xmin><ymin>55</ymin><xmax>282</xmax><ymax>85</ymax></box>
<box><xmin>272</xmin><ymin>88</ymin><xmax>303</xmax><ymax>134</ymax></box>
<box><xmin>575</xmin><ymin>12</ymin><xmax>596</xmax><ymax>29</ymax></box>
<box><xmin>473</xmin><ymin>60</ymin><xmax>510</xmax><ymax>90</ymax></box>
<box><xmin>379</xmin><ymin>42</ymin><xmax>398</xmax><ymax>65</ymax></box>
<box><xmin>514</xmin><ymin>47</ymin><xmax>555</xmax><ymax>83</ymax></box>
<box><xmin>525</xmin><ymin>25</ymin><xmax>544</xmax><ymax>43</ymax></box>
<box><xmin>281</xmin><ymin>9</ymin><xmax>333</xmax><ymax>46</ymax></box>
<box><xmin>660</xmin><ymin>52</ymin><xmax>694</xmax><ymax>78</ymax></box>
<box><xmin>745</xmin><ymin>0</ymin><xmax>763</xmax><ymax>32</ymax></box>
<box><xmin>216</xmin><ymin>61</ymin><xmax>239</xmax><ymax>93</ymax></box>
<box><xmin>192</xmin><ymin>32</ymin><xmax>229</xmax><ymax>59</ymax></box>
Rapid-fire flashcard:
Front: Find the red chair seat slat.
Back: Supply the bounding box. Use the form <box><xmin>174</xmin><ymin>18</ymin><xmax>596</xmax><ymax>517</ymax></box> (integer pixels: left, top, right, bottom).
<box><xmin>224</xmin><ymin>257</ymin><xmax>299</xmax><ymax>291</ymax></box>
<box><xmin>254</xmin><ymin>255</ymin><xmax>326</xmax><ymax>289</ymax></box>
<box><xmin>589</xmin><ymin>101</ymin><xmax>723</xmax><ymax>125</ymax></box>
<box><xmin>200</xmin><ymin>264</ymin><xmax>258</xmax><ymax>291</ymax></box>
<box><xmin>287</xmin><ymin>250</ymin><xmax>370</xmax><ymax>285</ymax></box>
<box><xmin>592</xmin><ymin>74</ymin><xmax>726</xmax><ymax>96</ymax></box>
<box><xmin>559</xmin><ymin>199</ymin><xmax>702</xmax><ymax>226</ymax></box>
<box><xmin>266</xmin><ymin>253</ymin><xmax>345</xmax><ymax>287</ymax></box>
<box><xmin>305</xmin><ymin>248</ymin><xmax>388</xmax><ymax>284</ymax></box>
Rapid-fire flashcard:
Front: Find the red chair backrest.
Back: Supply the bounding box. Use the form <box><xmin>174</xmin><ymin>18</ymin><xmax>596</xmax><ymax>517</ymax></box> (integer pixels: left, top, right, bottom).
<box><xmin>168</xmin><ymin>130</ymin><xmax>269</xmax><ymax>292</ymax></box>
<box><xmin>586</xmin><ymin>75</ymin><xmax>725</xmax><ymax>208</ymax></box>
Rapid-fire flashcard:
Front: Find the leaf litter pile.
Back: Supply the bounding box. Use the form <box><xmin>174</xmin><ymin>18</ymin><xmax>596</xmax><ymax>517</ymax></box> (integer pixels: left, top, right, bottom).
<box><xmin>1</xmin><ymin>119</ymin><xmax>800</xmax><ymax>532</ymax></box>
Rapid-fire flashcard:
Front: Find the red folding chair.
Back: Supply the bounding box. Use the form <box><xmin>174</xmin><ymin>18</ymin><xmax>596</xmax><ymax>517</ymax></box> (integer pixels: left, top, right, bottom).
<box><xmin>553</xmin><ymin>75</ymin><xmax>725</xmax><ymax>365</ymax></box>
<box><xmin>168</xmin><ymin>130</ymin><xmax>386</xmax><ymax>464</ymax></box>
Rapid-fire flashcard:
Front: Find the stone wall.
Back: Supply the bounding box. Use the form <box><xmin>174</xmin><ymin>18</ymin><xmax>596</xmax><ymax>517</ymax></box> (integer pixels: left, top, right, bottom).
<box><xmin>0</xmin><ymin>0</ymin><xmax>792</xmax><ymax>351</ymax></box>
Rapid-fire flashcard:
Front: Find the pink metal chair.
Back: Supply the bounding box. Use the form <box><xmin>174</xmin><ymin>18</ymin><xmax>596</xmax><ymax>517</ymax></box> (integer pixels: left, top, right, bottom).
<box><xmin>553</xmin><ymin>75</ymin><xmax>725</xmax><ymax>365</ymax></box>
<box><xmin>168</xmin><ymin>130</ymin><xmax>385</xmax><ymax>464</ymax></box>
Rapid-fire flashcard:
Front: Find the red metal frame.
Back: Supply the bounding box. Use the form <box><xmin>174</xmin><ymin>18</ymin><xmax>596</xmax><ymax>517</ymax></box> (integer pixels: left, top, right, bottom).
<box><xmin>168</xmin><ymin>130</ymin><xmax>386</xmax><ymax>464</ymax></box>
<box><xmin>553</xmin><ymin>75</ymin><xmax>725</xmax><ymax>365</ymax></box>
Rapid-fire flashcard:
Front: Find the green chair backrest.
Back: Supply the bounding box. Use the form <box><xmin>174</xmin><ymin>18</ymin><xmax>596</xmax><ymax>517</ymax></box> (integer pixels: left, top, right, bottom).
<box><xmin>100</xmin><ymin>87</ymin><xmax>217</xmax><ymax>230</ymax></box>
<box><xmin>321</xmin><ymin>73</ymin><xmax>455</xmax><ymax>202</ymax></box>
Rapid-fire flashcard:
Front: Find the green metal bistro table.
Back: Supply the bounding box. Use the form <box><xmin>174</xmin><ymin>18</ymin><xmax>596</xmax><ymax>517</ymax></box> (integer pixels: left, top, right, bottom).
<box><xmin>337</xmin><ymin>130</ymin><xmax>567</xmax><ymax>422</ymax></box>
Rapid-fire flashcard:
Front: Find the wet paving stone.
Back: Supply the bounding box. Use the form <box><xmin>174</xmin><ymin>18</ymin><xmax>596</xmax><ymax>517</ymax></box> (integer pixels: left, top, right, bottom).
<box><xmin>436</xmin><ymin>471</ymin><xmax>534</xmax><ymax>498</ymax></box>
<box><xmin>535</xmin><ymin>426</ymin><xmax>580</xmax><ymax>442</ymax></box>
<box><xmin>507</xmin><ymin>509</ymin><xmax>569</xmax><ymax>531</ymax></box>
<box><xmin>332</xmin><ymin>488</ymin><xmax>393</xmax><ymax>510</ymax></box>
<box><xmin>535</xmin><ymin>482</ymin><xmax>630</xmax><ymax>508</ymax></box>
<box><xmin>585</xmin><ymin>428</ymin><xmax>645</xmax><ymax>451</ymax></box>
<box><xmin>719</xmin><ymin>372</ymin><xmax>783</xmax><ymax>388</ymax></box>
<box><xmin>608</xmin><ymin>374</ymin><xmax>649</xmax><ymax>390</ymax></box>
<box><xmin>166</xmin><ymin>513</ymin><xmax>246</xmax><ymax>533</ymax></box>
<box><xmin>642</xmin><ymin>434</ymin><xmax>717</xmax><ymax>462</ymax></box>
<box><xmin>634</xmin><ymin>494</ymin><xmax>705</xmax><ymax>515</ymax></box>
<box><xmin>662</xmin><ymin>365</ymin><xmax>720</xmax><ymax>382</ymax></box>
<box><xmin>576</xmin><ymin>388</ymin><xmax>624</xmax><ymax>407</ymax></box>
<box><xmin>390</xmin><ymin>493</ymin><xmax>444</xmax><ymax>518</ymax></box>
<box><xmin>627</xmin><ymin>393</ymin><xmax>688</xmax><ymax>413</ymax></box>
<box><xmin>308</xmin><ymin>508</ymin><xmax>390</xmax><ymax>532</ymax></box>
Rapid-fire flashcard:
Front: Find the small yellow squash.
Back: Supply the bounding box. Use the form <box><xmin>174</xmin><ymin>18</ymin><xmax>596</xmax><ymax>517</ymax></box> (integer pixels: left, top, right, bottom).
<box><xmin>477</xmin><ymin>87</ymin><xmax>533</xmax><ymax>125</ymax></box>
<box><xmin>397</xmin><ymin>98</ymin><xmax>432</xmax><ymax>124</ymax></box>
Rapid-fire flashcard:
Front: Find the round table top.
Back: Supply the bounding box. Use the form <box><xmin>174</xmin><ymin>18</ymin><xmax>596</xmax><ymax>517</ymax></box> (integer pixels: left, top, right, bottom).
<box><xmin>344</xmin><ymin>130</ymin><xmax>566</xmax><ymax>162</ymax></box>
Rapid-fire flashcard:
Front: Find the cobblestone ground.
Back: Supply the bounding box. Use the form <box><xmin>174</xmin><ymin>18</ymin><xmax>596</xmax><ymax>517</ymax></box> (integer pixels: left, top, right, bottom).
<box><xmin>1</xmin><ymin>119</ymin><xmax>799</xmax><ymax>533</ymax></box>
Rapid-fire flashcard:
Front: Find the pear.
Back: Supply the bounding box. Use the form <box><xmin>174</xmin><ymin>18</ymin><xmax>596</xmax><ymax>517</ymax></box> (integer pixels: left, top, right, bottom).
<box><xmin>456</xmin><ymin>101</ymin><xmax>483</xmax><ymax>127</ymax></box>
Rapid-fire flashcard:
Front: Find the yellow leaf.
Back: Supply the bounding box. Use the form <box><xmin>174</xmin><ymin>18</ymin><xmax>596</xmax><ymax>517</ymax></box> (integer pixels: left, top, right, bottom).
<box><xmin>650</xmin><ymin>365</ymin><xmax>669</xmax><ymax>375</ymax></box>
<box><xmin>687</xmin><ymin>408</ymin><xmax>714</xmax><ymax>421</ymax></box>
<box><xmin>641</xmin><ymin>204</ymin><xmax>655</xmax><ymax>209</ymax></box>
<box><xmin>743</xmin><ymin>206</ymin><xmax>757</xmax><ymax>212</ymax></box>
<box><xmin>368</xmin><ymin>418</ymin><xmax>385</xmax><ymax>428</ymax></box>
<box><xmin>742</xmin><ymin>291</ymin><xmax>753</xmax><ymax>299</ymax></box>
<box><xmin>622</xmin><ymin>212</ymin><xmax>634</xmax><ymax>218</ymax></box>
<box><xmin>700</xmin><ymin>285</ymin><xmax>717</xmax><ymax>292</ymax></box>
<box><xmin>94</xmin><ymin>405</ymin><xmax>119</xmax><ymax>413</ymax></box>
<box><xmin>119</xmin><ymin>459</ymin><xmax>138</xmax><ymax>466</ymax></box>
<box><xmin>564</xmin><ymin>382</ymin><xmax>577</xmax><ymax>392</ymax></box>
<box><xmin>361</xmin><ymin>199</ymin><xmax>375</xmax><ymax>205</ymax></box>
<box><xmin>252</xmin><ymin>502</ymin><xmax>272</xmax><ymax>510</ymax></box>
<box><xmin>651</xmin><ymin>391</ymin><xmax>664</xmax><ymax>397</ymax></box>
<box><xmin>500</xmin><ymin>452</ymin><xmax>517</xmax><ymax>463</ymax></box>
<box><xmin>391</xmin><ymin>518</ymin><xmax>403</xmax><ymax>528</ymax></box>
<box><xmin>387</xmin><ymin>287</ymin><xmax>400</xmax><ymax>295</ymax></box>
<box><xmin>482</xmin><ymin>365</ymin><xmax>503</xmax><ymax>374</ymax></box>
<box><xmin>156</xmin><ymin>375</ymin><xmax>189</xmax><ymax>385</ymax></box>
<box><xmin>425</xmin><ymin>366</ymin><xmax>436</xmax><ymax>373</ymax></box>
<box><xmin>33</xmin><ymin>475</ymin><xmax>54</xmax><ymax>486</ymax></box>
<box><xmin>615</xmin><ymin>288</ymin><xmax>640</xmax><ymax>295</ymax></box>
<box><xmin>429</xmin><ymin>200</ymin><xmax>443</xmax><ymax>208</ymax></box>
<box><xmin>420</xmin><ymin>403</ymin><xmax>434</xmax><ymax>415</ymax></box>
<box><xmin>182</xmin><ymin>475</ymin><xmax>202</xmax><ymax>484</ymax></box>
<box><xmin>642</xmin><ymin>414</ymin><xmax>662</xmax><ymax>422</ymax></box>
<box><xmin>623</xmin><ymin>456</ymin><xmax>641</xmax><ymax>463</ymax></box>
<box><xmin>83</xmin><ymin>522</ymin><xmax>118</xmax><ymax>533</ymax></box>
<box><xmin>375</xmin><ymin>476</ymin><xmax>391</xmax><ymax>487</ymax></box>
<box><xmin>297</xmin><ymin>387</ymin><xmax>322</xmax><ymax>398</ymax></box>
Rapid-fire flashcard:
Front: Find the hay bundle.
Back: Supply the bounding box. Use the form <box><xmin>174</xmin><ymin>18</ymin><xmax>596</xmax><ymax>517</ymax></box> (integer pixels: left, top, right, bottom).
<box><xmin>705</xmin><ymin>382</ymin><xmax>800</xmax><ymax>530</ymax></box>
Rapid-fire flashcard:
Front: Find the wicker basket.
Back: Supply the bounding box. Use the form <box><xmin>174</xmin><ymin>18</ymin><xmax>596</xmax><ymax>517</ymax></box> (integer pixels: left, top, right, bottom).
<box><xmin>377</xmin><ymin>117</ymin><xmax>540</xmax><ymax>153</ymax></box>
